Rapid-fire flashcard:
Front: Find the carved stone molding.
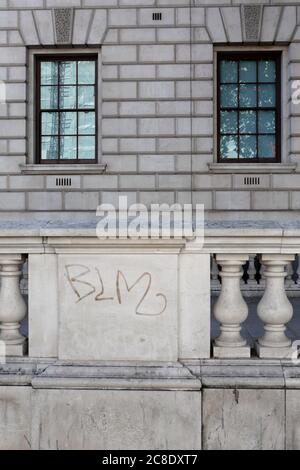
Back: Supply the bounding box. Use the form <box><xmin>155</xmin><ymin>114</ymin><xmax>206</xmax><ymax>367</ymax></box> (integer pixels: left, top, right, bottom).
<box><xmin>242</xmin><ymin>5</ymin><xmax>263</xmax><ymax>42</ymax></box>
<box><xmin>53</xmin><ymin>8</ymin><xmax>73</xmax><ymax>45</ymax></box>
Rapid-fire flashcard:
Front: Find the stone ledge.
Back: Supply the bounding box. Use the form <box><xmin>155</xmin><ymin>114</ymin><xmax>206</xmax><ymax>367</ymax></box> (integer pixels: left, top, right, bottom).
<box><xmin>208</xmin><ymin>163</ymin><xmax>297</xmax><ymax>174</ymax></box>
<box><xmin>20</xmin><ymin>164</ymin><xmax>107</xmax><ymax>175</ymax></box>
<box><xmin>1</xmin><ymin>358</ymin><xmax>300</xmax><ymax>390</ymax></box>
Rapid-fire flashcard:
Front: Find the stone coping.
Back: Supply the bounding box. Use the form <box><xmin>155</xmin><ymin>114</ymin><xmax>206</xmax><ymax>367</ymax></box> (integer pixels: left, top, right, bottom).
<box><xmin>0</xmin><ymin>358</ymin><xmax>300</xmax><ymax>390</ymax></box>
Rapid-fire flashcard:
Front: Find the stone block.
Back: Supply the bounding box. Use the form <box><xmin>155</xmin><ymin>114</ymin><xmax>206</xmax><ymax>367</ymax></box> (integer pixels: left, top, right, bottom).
<box><xmin>102</xmin><ymin>45</ymin><xmax>137</xmax><ymax>63</ymax></box>
<box><xmin>0</xmin><ymin>192</ymin><xmax>25</xmax><ymax>210</ymax></box>
<box><xmin>109</xmin><ymin>8</ymin><xmax>137</xmax><ymax>26</ymax></box>
<box><xmin>64</xmin><ymin>191</ymin><xmax>99</xmax><ymax>210</ymax></box>
<box><xmin>252</xmin><ymin>191</ymin><xmax>289</xmax><ymax>210</ymax></box>
<box><xmin>103</xmin><ymin>82</ymin><xmax>137</xmax><ymax>99</ymax></box>
<box><xmin>29</xmin><ymin>254</ymin><xmax>58</xmax><ymax>358</ymax></box>
<box><xmin>139</xmin><ymin>81</ymin><xmax>175</xmax><ymax>99</ymax></box>
<box><xmin>203</xmin><ymin>389</ymin><xmax>285</xmax><ymax>450</ymax></box>
<box><xmin>215</xmin><ymin>191</ymin><xmax>251</xmax><ymax>210</ymax></box>
<box><xmin>27</xmin><ymin>192</ymin><xmax>62</xmax><ymax>211</ymax></box>
<box><xmin>139</xmin><ymin>45</ymin><xmax>175</xmax><ymax>62</ymax></box>
<box><xmin>32</xmin><ymin>389</ymin><xmax>201</xmax><ymax>450</ymax></box>
<box><xmin>58</xmin><ymin>254</ymin><xmax>178</xmax><ymax>361</ymax></box>
<box><xmin>0</xmin><ymin>387</ymin><xmax>31</xmax><ymax>450</ymax></box>
<box><xmin>179</xmin><ymin>253</ymin><xmax>210</xmax><ymax>359</ymax></box>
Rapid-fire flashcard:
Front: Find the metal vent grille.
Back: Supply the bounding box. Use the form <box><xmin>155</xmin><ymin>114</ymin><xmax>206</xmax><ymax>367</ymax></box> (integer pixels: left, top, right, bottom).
<box><xmin>56</xmin><ymin>177</ymin><xmax>72</xmax><ymax>187</ymax></box>
<box><xmin>244</xmin><ymin>176</ymin><xmax>260</xmax><ymax>186</ymax></box>
<box><xmin>152</xmin><ymin>12</ymin><xmax>162</xmax><ymax>21</ymax></box>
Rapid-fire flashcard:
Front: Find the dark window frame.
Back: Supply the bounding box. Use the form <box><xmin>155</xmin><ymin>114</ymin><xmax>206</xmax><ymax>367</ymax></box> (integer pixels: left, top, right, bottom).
<box><xmin>217</xmin><ymin>51</ymin><xmax>281</xmax><ymax>163</ymax></box>
<box><xmin>35</xmin><ymin>54</ymin><xmax>98</xmax><ymax>164</ymax></box>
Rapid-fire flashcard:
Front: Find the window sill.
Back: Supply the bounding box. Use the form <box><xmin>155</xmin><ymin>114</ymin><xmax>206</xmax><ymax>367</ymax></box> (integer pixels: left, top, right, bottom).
<box><xmin>20</xmin><ymin>164</ymin><xmax>107</xmax><ymax>175</ymax></box>
<box><xmin>208</xmin><ymin>163</ymin><xmax>297</xmax><ymax>174</ymax></box>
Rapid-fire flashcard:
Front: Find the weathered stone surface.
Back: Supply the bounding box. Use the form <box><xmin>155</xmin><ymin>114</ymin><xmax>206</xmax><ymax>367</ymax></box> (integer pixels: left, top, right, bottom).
<box><xmin>0</xmin><ymin>386</ymin><xmax>31</xmax><ymax>449</ymax></box>
<box><xmin>32</xmin><ymin>389</ymin><xmax>201</xmax><ymax>450</ymax></box>
<box><xmin>58</xmin><ymin>254</ymin><xmax>178</xmax><ymax>361</ymax></box>
<box><xmin>203</xmin><ymin>388</ymin><xmax>285</xmax><ymax>450</ymax></box>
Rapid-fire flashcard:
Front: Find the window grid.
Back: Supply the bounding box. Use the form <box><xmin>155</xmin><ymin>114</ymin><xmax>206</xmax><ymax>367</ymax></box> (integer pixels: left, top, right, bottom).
<box><xmin>217</xmin><ymin>52</ymin><xmax>281</xmax><ymax>163</ymax></box>
<box><xmin>36</xmin><ymin>55</ymin><xmax>98</xmax><ymax>164</ymax></box>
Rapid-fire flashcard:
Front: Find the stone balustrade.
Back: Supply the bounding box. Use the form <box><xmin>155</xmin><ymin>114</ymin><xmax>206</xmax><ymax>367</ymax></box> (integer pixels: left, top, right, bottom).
<box><xmin>0</xmin><ymin>223</ymin><xmax>299</xmax><ymax>361</ymax></box>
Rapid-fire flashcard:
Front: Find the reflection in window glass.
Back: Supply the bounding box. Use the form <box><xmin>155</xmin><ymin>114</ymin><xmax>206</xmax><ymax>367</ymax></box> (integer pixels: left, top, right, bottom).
<box><xmin>218</xmin><ymin>54</ymin><xmax>279</xmax><ymax>162</ymax></box>
<box><xmin>38</xmin><ymin>57</ymin><xmax>97</xmax><ymax>162</ymax></box>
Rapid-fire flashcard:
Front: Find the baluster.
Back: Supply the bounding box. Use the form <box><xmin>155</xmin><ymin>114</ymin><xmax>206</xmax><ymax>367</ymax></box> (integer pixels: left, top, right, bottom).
<box><xmin>256</xmin><ymin>254</ymin><xmax>295</xmax><ymax>358</ymax></box>
<box><xmin>213</xmin><ymin>254</ymin><xmax>250</xmax><ymax>358</ymax></box>
<box><xmin>0</xmin><ymin>255</ymin><xmax>27</xmax><ymax>356</ymax></box>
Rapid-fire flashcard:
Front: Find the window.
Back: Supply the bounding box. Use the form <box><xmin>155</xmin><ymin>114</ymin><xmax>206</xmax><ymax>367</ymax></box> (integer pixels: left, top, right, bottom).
<box><xmin>36</xmin><ymin>55</ymin><xmax>97</xmax><ymax>164</ymax></box>
<box><xmin>217</xmin><ymin>52</ymin><xmax>281</xmax><ymax>163</ymax></box>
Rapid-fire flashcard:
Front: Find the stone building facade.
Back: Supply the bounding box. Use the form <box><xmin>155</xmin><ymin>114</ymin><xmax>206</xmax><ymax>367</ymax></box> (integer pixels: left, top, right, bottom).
<box><xmin>0</xmin><ymin>0</ymin><xmax>300</xmax><ymax>220</ymax></box>
<box><xmin>1</xmin><ymin>0</ymin><xmax>300</xmax><ymax>451</ymax></box>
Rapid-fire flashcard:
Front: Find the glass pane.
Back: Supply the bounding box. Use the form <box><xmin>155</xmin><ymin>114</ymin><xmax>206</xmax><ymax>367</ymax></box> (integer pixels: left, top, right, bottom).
<box><xmin>78</xmin><ymin>86</ymin><xmax>95</xmax><ymax>109</ymax></box>
<box><xmin>258</xmin><ymin>84</ymin><xmax>276</xmax><ymax>107</ymax></box>
<box><xmin>220</xmin><ymin>85</ymin><xmax>238</xmax><ymax>108</ymax></box>
<box><xmin>78</xmin><ymin>136</ymin><xmax>96</xmax><ymax>159</ymax></box>
<box><xmin>258</xmin><ymin>60</ymin><xmax>276</xmax><ymax>82</ymax></box>
<box><xmin>239</xmin><ymin>84</ymin><xmax>257</xmax><ymax>108</ymax></box>
<box><xmin>239</xmin><ymin>61</ymin><xmax>256</xmax><ymax>83</ymax></box>
<box><xmin>220</xmin><ymin>60</ymin><xmax>238</xmax><ymax>83</ymax></box>
<box><xmin>220</xmin><ymin>135</ymin><xmax>238</xmax><ymax>159</ymax></box>
<box><xmin>240</xmin><ymin>135</ymin><xmax>257</xmax><ymax>159</ymax></box>
<box><xmin>258</xmin><ymin>135</ymin><xmax>276</xmax><ymax>158</ymax></box>
<box><xmin>258</xmin><ymin>111</ymin><xmax>275</xmax><ymax>134</ymax></box>
<box><xmin>41</xmin><ymin>86</ymin><xmax>58</xmax><ymax>109</ymax></box>
<box><xmin>239</xmin><ymin>111</ymin><xmax>256</xmax><ymax>134</ymax></box>
<box><xmin>60</xmin><ymin>112</ymin><xmax>77</xmax><ymax>135</ymax></box>
<box><xmin>59</xmin><ymin>61</ymin><xmax>76</xmax><ymax>85</ymax></box>
<box><xmin>41</xmin><ymin>136</ymin><xmax>58</xmax><ymax>160</ymax></box>
<box><xmin>59</xmin><ymin>86</ymin><xmax>76</xmax><ymax>109</ymax></box>
<box><xmin>60</xmin><ymin>136</ymin><xmax>77</xmax><ymax>160</ymax></box>
<box><xmin>41</xmin><ymin>62</ymin><xmax>58</xmax><ymax>85</ymax></box>
<box><xmin>78</xmin><ymin>112</ymin><xmax>95</xmax><ymax>135</ymax></box>
<box><xmin>41</xmin><ymin>112</ymin><xmax>58</xmax><ymax>135</ymax></box>
<box><xmin>78</xmin><ymin>61</ymin><xmax>96</xmax><ymax>84</ymax></box>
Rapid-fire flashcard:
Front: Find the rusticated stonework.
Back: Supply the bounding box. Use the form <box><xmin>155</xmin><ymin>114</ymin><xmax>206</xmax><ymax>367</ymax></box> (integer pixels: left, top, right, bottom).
<box><xmin>53</xmin><ymin>8</ymin><xmax>73</xmax><ymax>44</ymax></box>
<box><xmin>242</xmin><ymin>5</ymin><xmax>263</xmax><ymax>42</ymax></box>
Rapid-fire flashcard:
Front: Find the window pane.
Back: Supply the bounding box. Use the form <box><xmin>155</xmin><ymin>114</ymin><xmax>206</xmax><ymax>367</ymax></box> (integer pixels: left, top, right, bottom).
<box><xmin>59</xmin><ymin>61</ymin><xmax>76</xmax><ymax>85</ymax></box>
<box><xmin>41</xmin><ymin>136</ymin><xmax>58</xmax><ymax>160</ymax></box>
<box><xmin>258</xmin><ymin>84</ymin><xmax>276</xmax><ymax>107</ymax></box>
<box><xmin>220</xmin><ymin>135</ymin><xmax>238</xmax><ymax>159</ymax></box>
<box><xmin>60</xmin><ymin>136</ymin><xmax>77</xmax><ymax>159</ymax></box>
<box><xmin>78</xmin><ymin>112</ymin><xmax>95</xmax><ymax>135</ymax></box>
<box><xmin>239</xmin><ymin>111</ymin><xmax>256</xmax><ymax>134</ymax></box>
<box><xmin>59</xmin><ymin>86</ymin><xmax>76</xmax><ymax>109</ymax></box>
<box><xmin>239</xmin><ymin>61</ymin><xmax>256</xmax><ymax>82</ymax></box>
<box><xmin>78</xmin><ymin>61</ymin><xmax>95</xmax><ymax>84</ymax></box>
<box><xmin>220</xmin><ymin>111</ymin><xmax>237</xmax><ymax>134</ymax></box>
<box><xmin>78</xmin><ymin>136</ymin><xmax>96</xmax><ymax>159</ymax></box>
<box><xmin>239</xmin><ymin>84</ymin><xmax>257</xmax><ymax>108</ymax></box>
<box><xmin>41</xmin><ymin>86</ymin><xmax>58</xmax><ymax>109</ymax></box>
<box><xmin>240</xmin><ymin>135</ymin><xmax>257</xmax><ymax>159</ymax></box>
<box><xmin>41</xmin><ymin>112</ymin><xmax>58</xmax><ymax>135</ymax></box>
<box><xmin>60</xmin><ymin>112</ymin><xmax>77</xmax><ymax>135</ymax></box>
<box><xmin>258</xmin><ymin>111</ymin><xmax>275</xmax><ymax>134</ymax></box>
<box><xmin>220</xmin><ymin>85</ymin><xmax>238</xmax><ymax>108</ymax></box>
<box><xmin>41</xmin><ymin>62</ymin><xmax>58</xmax><ymax>85</ymax></box>
<box><xmin>258</xmin><ymin>60</ymin><xmax>276</xmax><ymax>82</ymax></box>
<box><xmin>258</xmin><ymin>135</ymin><xmax>276</xmax><ymax>158</ymax></box>
<box><xmin>220</xmin><ymin>60</ymin><xmax>237</xmax><ymax>83</ymax></box>
<box><xmin>78</xmin><ymin>86</ymin><xmax>95</xmax><ymax>109</ymax></box>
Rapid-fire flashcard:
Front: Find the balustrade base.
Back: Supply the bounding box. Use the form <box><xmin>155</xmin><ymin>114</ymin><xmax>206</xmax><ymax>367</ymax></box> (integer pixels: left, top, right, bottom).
<box><xmin>256</xmin><ymin>343</ymin><xmax>294</xmax><ymax>359</ymax></box>
<box><xmin>213</xmin><ymin>345</ymin><xmax>251</xmax><ymax>359</ymax></box>
<box><xmin>4</xmin><ymin>339</ymin><xmax>28</xmax><ymax>357</ymax></box>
